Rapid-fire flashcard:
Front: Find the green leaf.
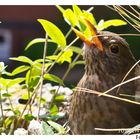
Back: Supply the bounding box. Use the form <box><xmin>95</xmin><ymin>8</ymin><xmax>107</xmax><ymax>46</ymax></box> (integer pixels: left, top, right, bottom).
<box><xmin>82</xmin><ymin>10</ymin><xmax>97</xmax><ymax>25</ymax></box>
<box><xmin>11</xmin><ymin>65</ymin><xmax>30</xmax><ymax>76</ymax></box>
<box><xmin>49</xmin><ymin>104</ymin><xmax>59</xmax><ymax>116</ymax></box>
<box><xmin>28</xmin><ymin>76</ymin><xmax>40</xmax><ymax>90</ymax></box>
<box><xmin>58</xmin><ymin>49</ymin><xmax>73</xmax><ymax>64</ymax></box>
<box><xmin>24</xmin><ymin>114</ymin><xmax>35</xmax><ymax>121</ymax></box>
<box><xmin>0</xmin><ymin>77</ymin><xmax>25</xmax><ymax>89</ymax></box>
<box><xmin>0</xmin><ymin>62</ymin><xmax>6</xmax><ymax>74</ymax></box>
<box><xmin>54</xmin><ymin>95</ymin><xmax>65</xmax><ymax>102</ymax></box>
<box><xmin>38</xmin><ymin>19</ymin><xmax>66</xmax><ymax>48</ymax></box>
<box><xmin>9</xmin><ymin>56</ymin><xmax>33</xmax><ymax>65</ymax></box>
<box><xmin>56</xmin><ymin>5</ymin><xmax>65</xmax><ymax>13</ymax></box>
<box><xmin>25</xmin><ymin>38</ymin><xmax>45</xmax><ymax>50</ymax></box>
<box><xmin>36</xmin><ymin>96</ymin><xmax>47</xmax><ymax>104</ymax></box>
<box><xmin>5</xmin><ymin>116</ymin><xmax>15</xmax><ymax>128</ymax></box>
<box><xmin>63</xmin><ymin>9</ymin><xmax>78</xmax><ymax>27</ymax></box>
<box><xmin>70</xmin><ymin>46</ymin><xmax>82</xmax><ymax>54</ymax></box>
<box><xmin>2</xmin><ymin>93</ymin><xmax>12</xmax><ymax>97</ymax></box>
<box><xmin>21</xmin><ymin>93</ymin><xmax>30</xmax><ymax>100</ymax></box>
<box><xmin>97</xmin><ymin>19</ymin><xmax>127</xmax><ymax>30</ymax></box>
<box><xmin>47</xmin><ymin>120</ymin><xmax>65</xmax><ymax>134</ymax></box>
<box><xmin>71</xmin><ymin>60</ymin><xmax>85</xmax><ymax>68</ymax></box>
<box><xmin>40</xmin><ymin>112</ymin><xmax>65</xmax><ymax>121</ymax></box>
<box><xmin>25</xmin><ymin>38</ymin><xmax>55</xmax><ymax>50</ymax></box>
<box><xmin>8</xmin><ymin>78</ymin><xmax>25</xmax><ymax>88</ymax></box>
<box><xmin>41</xmin><ymin>121</ymin><xmax>54</xmax><ymax>135</ymax></box>
<box><xmin>72</xmin><ymin>5</ymin><xmax>82</xmax><ymax>17</ymax></box>
<box><xmin>44</xmin><ymin>73</ymin><xmax>63</xmax><ymax>85</ymax></box>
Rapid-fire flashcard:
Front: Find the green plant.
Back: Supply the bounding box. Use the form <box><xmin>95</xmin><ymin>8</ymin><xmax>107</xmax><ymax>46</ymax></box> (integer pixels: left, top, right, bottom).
<box><xmin>0</xmin><ymin>5</ymin><xmax>127</xmax><ymax>135</ymax></box>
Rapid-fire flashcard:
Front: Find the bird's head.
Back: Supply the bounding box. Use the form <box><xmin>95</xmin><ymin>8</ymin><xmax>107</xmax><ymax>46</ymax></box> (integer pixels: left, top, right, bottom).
<box><xmin>73</xmin><ymin>19</ymin><xmax>136</xmax><ymax>76</ymax></box>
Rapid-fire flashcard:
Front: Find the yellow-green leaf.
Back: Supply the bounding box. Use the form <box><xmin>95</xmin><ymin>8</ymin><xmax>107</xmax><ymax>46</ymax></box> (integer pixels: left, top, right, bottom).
<box><xmin>38</xmin><ymin>19</ymin><xmax>66</xmax><ymax>48</ymax></box>
<box><xmin>97</xmin><ymin>19</ymin><xmax>127</xmax><ymax>30</ymax></box>
<box><xmin>63</xmin><ymin>9</ymin><xmax>78</xmax><ymax>27</ymax></box>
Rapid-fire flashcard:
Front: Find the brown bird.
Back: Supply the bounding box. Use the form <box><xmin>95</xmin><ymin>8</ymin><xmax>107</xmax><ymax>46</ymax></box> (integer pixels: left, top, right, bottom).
<box><xmin>69</xmin><ymin>19</ymin><xmax>140</xmax><ymax>134</ymax></box>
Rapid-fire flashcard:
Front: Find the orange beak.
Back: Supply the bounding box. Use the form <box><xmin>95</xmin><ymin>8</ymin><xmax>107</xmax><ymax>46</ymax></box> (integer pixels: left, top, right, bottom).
<box><xmin>72</xmin><ymin>18</ymin><xmax>103</xmax><ymax>51</ymax></box>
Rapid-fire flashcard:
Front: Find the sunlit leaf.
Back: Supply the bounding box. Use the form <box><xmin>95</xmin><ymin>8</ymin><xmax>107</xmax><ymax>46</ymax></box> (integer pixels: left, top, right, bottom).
<box><xmin>47</xmin><ymin>120</ymin><xmax>65</xmax><ymax>134</ymax></box>
<box><xmin>0</xmin><ymin>62</ymin><xmax>6</xmax><ymax>74</ymax></box>
<box><xmin>38</xmin><ymin>19</ymin><xmax>66</xmax><ymax>48</ymax></box>
<box><xmin>9</xmin><ymin>78</ymin><xmax>25</xmax><ymax>87</ymax></box>
<box><xmin>5</xmin><ymin>116</ymin><xmax>15</xmax><ymax>128</ymax></box>
<box><xmin>56</xmin><ymin>5</ymin><xmax>65</xmax><ymax>13</ymax></box>
<box><xmin>63</xmin><ymin>9</ymin><xmax>78</xmax><ymax>27</ymax></box>
<box><xmin>57</xmin><ymin>49</ymin><xmax>73</xmax><ymax>64</ymax></box>
<box><xmin>11</xmin><ymin>65</ymin><xmax>30</xmax><ymax>76</ymax></box>
<box><xmin>97</xmin><ymin>19</ymin><xmax>127</xmax><ymax>30</ymax></box>
<box><xmin>25</xmin><ymin>38</ymin><xmax>55</xmax><ymax>50</ymax></box>
<box><xmin>9</xmin><ymin>56</ymin><xmax>33</xmax><ymax>65</ymax></box>
<box><xmin>49</xmin><ymin>104</ymin><xmax>59</xmax><ymax>116</ymax></box>
<box><xmin>54</xmin><ymin>95</ymin><xmax>65</xmax><ymax>102</ymax></box>
<box><xmin>72</xmin><ymin>5</ymin><xmax>82</xmax><ymax>17</ymax></box>
<box><xmin>44</xmin><ymin>73</ymin><xmax>63</xmax><ymax>85</ymax></box>
<box><xmin>81</xmin><ymin>10</ymin><xmax>97</xmax><ymax>25</ymax></box>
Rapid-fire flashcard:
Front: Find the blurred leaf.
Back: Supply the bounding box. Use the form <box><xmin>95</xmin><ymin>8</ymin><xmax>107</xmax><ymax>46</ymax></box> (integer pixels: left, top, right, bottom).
<box><xmin>97</xmin><ymin>19</ymin><xmax>127</xmax><ymax>30</ymax></box>
<box><xmin>28</xmin><ymin>76</ymin><xmax>40</xmax><ymax>90</ymax></box>
<box><xmin>44</xmin><ymin>73</ymin><xmax>63</xmax><ymax>85</ymax></box>
<box><xmin>71</xmin><ymin>60</ymin><xmax>85</xmax><ymax>68</ymax></box>
<box><xmin>41</xmin><ymin>121</ymin><xmax>54</xmax><ymax>135</ymax></box>
<box><xmin>13</xmin><ymin>109</ymin><xmax>21</xmax><ymax>116</ymax></box>
<box><xmin>58</xmin><ymin>49</ymin><xmax>73</xmax><ymax>64</ymax></box>
<box><xmin>24</xmin><ymin>114</ymin><xmax>35</xmax><ymax>121</ymax></box>
<box><xmin>38</xmin><ymin>19</ymin><xmax>66</xmax><ymax>48</ymax></box>
<box><xmin>47</xmin><ymin>120</ymin><xmax>65</xmax><ymax>134</ymax></box>
<box><xmin>56</xmin><ymin>5</ymin><xmax>65</xmax><ymax>13</ymax></box>
<box><xmin>21</xmin><ymin>93</ymin><xmax>30</xmax><ymax>100</ymax></box>
<box><xmin>63</xmin><ymin>9</ymin><xmax>78</xmax><ymax>27</ymax></box>
<box><xmin>70</xmin><ymin>46</ymin><xmax>82</xmax><ymax>54</ymax></box>
<box><xmin>81</xmin><ymin>10</ymin><xmax>97</xmax><ymax>25</ymax></box>
<box><xmin>5</xmin><ymin>116</ymin><xmax>15</xmax><ymax>128</ymax></box>
<box><xmin>72</xmin><ymin>5</ymin><xmax>82</xmax><ymax>17</ymax></box>
<box><xmin>11</xmin><ymin>65</ymin><xmax>30</xmax><ymax>76</ymax></box>
<box><xmin>36</xmin><ymin>96</ymin><xmax>47</xmax><ymax>104</ymax></box>
<box><xmin>40</xmin><ymin>112</ymin><xmax>65</xmax><ymax>121</ymax></box>
<box><xmin>0</xmin><ymin>77</ymin><xmax>24</xmax><ymax>89</ymax></box>
<box><xmin>49</xmin><ymin>104</ymin><xmax>59</xmax><ymax>116</ymax></box>
<box><xmin>9</xmin><ymin>56</ymin><xmax>33</xmax><ymax>65</ymax></box>
<box><xmin>2</xmin><ymin>93</ymin><xmax>12</xmax><ymax>97</ymax></box>
<box><xmin>54</xmin><ymin>95</ymin><xmax>65</xmax><ymax>102</ymax></box>
<box><xmin>0</xmin><ymin>62</ymin><xmax>6</xmax><ymax>75</ymax></box>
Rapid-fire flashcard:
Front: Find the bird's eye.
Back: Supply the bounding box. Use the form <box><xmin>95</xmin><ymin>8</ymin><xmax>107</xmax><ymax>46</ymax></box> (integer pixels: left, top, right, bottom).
<box><xmin>109</xmin><ymin>44</ymin><xmax>119</xmax><ymax>54</ymax></box>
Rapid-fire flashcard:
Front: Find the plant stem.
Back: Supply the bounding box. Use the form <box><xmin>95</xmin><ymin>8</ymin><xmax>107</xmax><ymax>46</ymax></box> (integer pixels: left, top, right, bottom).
<box><xmin>27</xmin><ymin>67</ymin><xmax>33</xmax><ymax>114</ymax></box>
<box><xmin>0</xmin><ymin>86</ymin><xmax>6</xmax><ymax>129</ymax></box>
<box><xmin>46</xmin><ymin>37</ymin><xmax>79</xmax><ymax>75</ymax></box>
<box><xmin>65</xmin><ymin>28</ymin><xmax>72</xmax><ymax>39</ymax></box>
<box><xmin>50</xmin><ymin>53</ymin><xmax>82</xmax><ymax>108</ymax></box>
<box><xmin>37</xmin><ymin>33</ymin><xmax>48</xmax><ymax>120</ymax></box>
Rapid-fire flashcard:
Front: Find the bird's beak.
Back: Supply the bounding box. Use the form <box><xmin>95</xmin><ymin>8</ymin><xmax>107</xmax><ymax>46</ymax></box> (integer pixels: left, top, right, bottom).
<box><xmin>72</xmin><ymin>19</ymin><xmax>103</xmax><ymax>51</ymax></box>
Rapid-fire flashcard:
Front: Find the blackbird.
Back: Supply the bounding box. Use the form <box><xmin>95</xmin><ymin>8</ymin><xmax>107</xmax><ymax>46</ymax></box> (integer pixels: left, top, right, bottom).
<box><xmin>69</xmin><ymin>19</ymin><xmax>140</xmax><ymax>134</ymax></box>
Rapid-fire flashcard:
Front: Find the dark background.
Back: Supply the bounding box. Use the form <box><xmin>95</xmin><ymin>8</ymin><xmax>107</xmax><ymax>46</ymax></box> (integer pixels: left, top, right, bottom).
<box><xmin>0</xmin><ymin>5</ymin><xmax>139</xmax><ymax>85</ymax></box>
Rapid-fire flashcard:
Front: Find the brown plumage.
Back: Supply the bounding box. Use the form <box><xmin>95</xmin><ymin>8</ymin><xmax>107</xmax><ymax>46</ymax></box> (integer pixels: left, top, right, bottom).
<box><xmin>69</xmin><ymin>20</ymin><xmax>140</xmax><ymax>134</ymax></box>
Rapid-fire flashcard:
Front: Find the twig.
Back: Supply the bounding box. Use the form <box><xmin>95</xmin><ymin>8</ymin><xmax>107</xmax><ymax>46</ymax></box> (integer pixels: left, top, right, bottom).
<box><xmin>37</xmin><ymin>33</ymin><xmax>48</xmax><ymax>120</ymax></box>
<box><xmin>100</xmin><ymin>75</ymin><xmax>140</xmax><ymax>96</ymax></box>
<box><xmin>75</xmin><ymin>87</ymin><xmax>140</xmax><ymax>105</ymax></box>
<box><xmin>95</xmin><ymin>127</ymin><xmax>140</xmax><ymax>132</ymax></box>
<box><xmin>116</xmin><ymin>60</ymin><xmax>140</xmax><ymax>94</ymax></box>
